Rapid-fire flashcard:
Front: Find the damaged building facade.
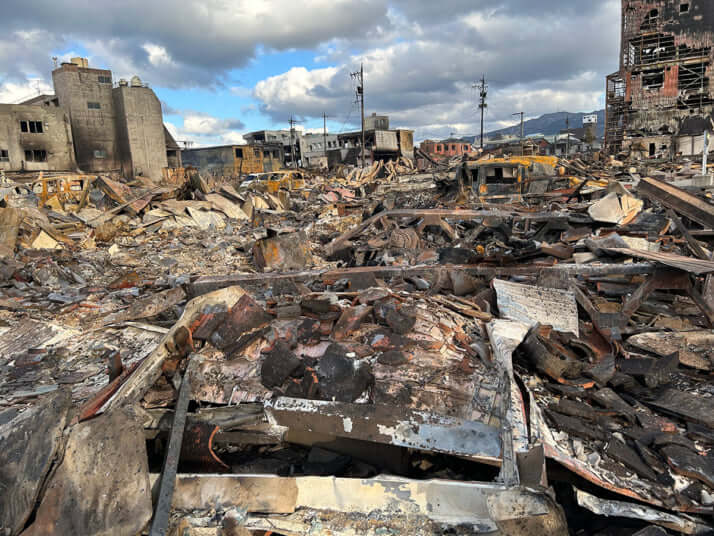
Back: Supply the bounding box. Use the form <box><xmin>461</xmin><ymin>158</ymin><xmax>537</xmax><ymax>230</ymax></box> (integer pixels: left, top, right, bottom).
<box><xmin>0</xmin><ymin>57</ymin><xmax>180</xmax><ymax>180</ymax></box>
<box><xmin>0</xmin><ymin>103</ymin><xmax>76</xmax><ymax>172</ymax></box>
<box><xmin>181</xmin><ymin>143</ymin><xmax>283</xmax><ymax>177</ymax></box>
<box><xmin>606</xmin><ymin>0</ymin><xmax>714</xmax><ymax>155</ymax></box>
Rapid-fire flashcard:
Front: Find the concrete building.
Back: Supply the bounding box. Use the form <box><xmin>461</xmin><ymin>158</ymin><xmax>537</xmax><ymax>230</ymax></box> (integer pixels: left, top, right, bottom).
<box><xmin>365</xmin><ymin>113</ymin><xmax>389</xmax><ymax>130</ymax></box>
<box><xmin>332</xmin><ymin>128</ymin><xmax>414</xmax><ymax>166</ymax></box>
<box><xmin>52</xmin><ymin>58</ymin><xmax>120</xmax><ymax>172</ymax></box>
<box><xmin>244</xmin><ymin>130</ymin><xmax>301</xmax><ymax>167</ymax></box>
<box><xmin>112</xmin><ymin>76</ymin><xmax>168</xmax><ymax>180</ymax></box>
<box><xmin>299</xmin><ymin>133</ymin><xmax>338</xmax><ymax>168</ymax></box>
<box><xmin>0</xmin><ymin>103</ymin><xmax>76</xmax><ymax>172</ymax></box>
<box><xmin>46</xmin><ymin>57</ymin><xmax>176</xmax><ymax>179</ymax></box>
<box><xmin>182</xmin><ymin>144</ymin><xmax>283</xmax><ymax>178</ymax></box>
<box><xmin>606</xmin><ymin>1</ymin><xmax>714</xmax><ymax>152</ymax></box>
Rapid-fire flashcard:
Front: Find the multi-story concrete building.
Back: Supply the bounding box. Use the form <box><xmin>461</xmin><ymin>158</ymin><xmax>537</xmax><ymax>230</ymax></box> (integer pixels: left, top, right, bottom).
<box><xmin>112</xmin><ymin>76</ymin><xmax>168</xmax><ymax>180</ymax></box>
<box><xmin>52</xmin><ymin>58</ymin><xmax>121</xmax><ymax>172</ymax></box>
<box><xmin>244</xmin><ymin>130</ymin><xmax>301</xmax><ymax>167</ymax></box>
<box><xmin>333</xmin><ymin>127</ymin><xmax>414</xmax><ymax>166</ymax></box>
<box><xmin>0</xmin><ymin>57</ymin><xmax>177</xmax><ymax>179</ymax></box>
<box><xmin>298</xmin><ymin>133</ymin><xmax>339</xmax><ymax>168</ymax></box>
<box><xmin>605</xmin><ymin>1</ymin><xmax>714</xmax><ymax>153</ymax></box>
<box><xmin>0</xmin><ymin>103</ymin><xmax>76</xmax><ymax>172</ymax></box>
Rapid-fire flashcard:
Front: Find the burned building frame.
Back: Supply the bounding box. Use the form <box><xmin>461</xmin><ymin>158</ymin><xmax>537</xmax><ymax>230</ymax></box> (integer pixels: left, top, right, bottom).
<box><xmin>606</xmin><ymin>0</ymin><xmax>714</xmax><ymax>153</ymax></box>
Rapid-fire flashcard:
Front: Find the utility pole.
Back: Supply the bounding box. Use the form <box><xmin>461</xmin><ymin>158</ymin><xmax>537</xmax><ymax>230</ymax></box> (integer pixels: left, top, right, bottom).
<box><xmin>323</xmin><ymin>112</ymin><xmax>329</xmax><ymax>158</ymax></box>
<box><xmin>512</xmin><ymin>112</ymin><xmax>524</xmax><ymax>156</ymax></box>
<box><xmin>474</xmin><ymin>75</ymin><xmax>487</xmax><ymax>150</ymax></box>
<box><xmin>288</xmin><ymin>116</ymin><xmax>298</xmax><ymax>168</ymax></box>
<box><xmin>351</xmin><ymin>63</ymin><xmax>365</xmax><ymax>167</ymax></box>
<box><xmin>565</xmin><ymin>114</ymin><xmax>570</xmax><ymax>157</ymax></box>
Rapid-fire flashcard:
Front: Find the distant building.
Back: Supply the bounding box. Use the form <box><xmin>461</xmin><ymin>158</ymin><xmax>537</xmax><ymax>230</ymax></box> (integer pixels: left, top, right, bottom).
<box><xmin>181</xmin><ymin>144</ymin><xmax>283</xmax><ymax>177</ymax></box>
<box><xmin>244</xmin><ymin>130</ymin><xmax>301</xmax><ymax>167</ymax></box>
<box><xmin>365</xmin><ymin>113</ymin><xmax>389</xmax><ymax>130</ymax></box>
<box><xmin>606</xmin><ymin>1</ymin><xmax>714</xmax><ymax>153</ymax></box>
<box><xmin>333</xmin><ymin>127</ymin><xmax>414</xmax><ymax>166</ymax></box>
<box><xmin>419</xmin><ymin>139</ymin><xmax>472</xmax><ymax>159</ymax></box>
<box><xmin>299</xmin><ymin>133</ymin><xmax>339</xmax><ymax>168</ymax></box>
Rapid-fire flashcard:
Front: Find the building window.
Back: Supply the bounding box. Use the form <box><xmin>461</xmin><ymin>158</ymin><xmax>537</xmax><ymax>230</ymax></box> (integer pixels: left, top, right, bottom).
<box><xmin>680</xmin><ymin>3</ymin><xmax>689</xmax><ymax>13</ymax></box>
<box><xmin>24</xmin><ymin>149</ymin><xmax>47</xmax><ymax>162</ymax></box>
<box><xmin>0</xmin><ymin>149</ymin><xmax>8</xmax><ymax>162</ymax></box>
<box><xmin>94</xmin><ymin>149</ymin><xmax>107</xmax><ymax>159</ymax></box>
<box><xmin>235</xmin><ymin>148</ymin><xmax>243</xmax><ymax>158</ymax></box>
<box><xmin>98</xmin><ymin>75</ymin><xmax>112</xmax><ymax>84</ymax></box>
<box><xmin>20</xmin><ymin>120</ymin><xmax>43</xmax><ymax>133</ymax></box>
<box><xmin>87</xmin><ymin>102</ymin><xmax>101</xmax><ymax>110</ymax></box>
<box><xmin>642</xmin><ymin>68</ymin><xmax>665</xmax><ymax>90</ymax></box>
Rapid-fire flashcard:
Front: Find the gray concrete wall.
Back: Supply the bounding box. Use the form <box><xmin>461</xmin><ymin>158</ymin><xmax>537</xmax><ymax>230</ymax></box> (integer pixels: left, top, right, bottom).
<box><xmin>0</xmin><ymin>104</ymin><xmax>76</xmax><ymax>172</ymax></box>
<box><xmin>112</xmin><ymin>85</ymin><xmax>167</xmax><ymax>180</ymax></box>
<box><xmin>52</xmin><ymin>64</ymin><xmax>119</xmax><ymax>172</ymax></box>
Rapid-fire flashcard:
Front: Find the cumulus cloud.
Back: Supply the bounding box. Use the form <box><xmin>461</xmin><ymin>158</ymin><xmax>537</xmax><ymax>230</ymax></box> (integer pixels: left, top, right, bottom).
<box><xmin>252</xmin><ymin>0</ymin><xmax>619</xmax><ymax>137</ymax></box>
<box><xmin>1</xmin><ymin>0</ymin><xmax>622</xmax><ymax>137</ymax></box>
<box><xmin>0</xmin><ymin>0</ymin><xmax>389</xmax><ymax>88</ymax></box>
<box><xmin>166</xmin><ymin>110</ymin><xmax>247</xmax><ymax>147</ymax></box>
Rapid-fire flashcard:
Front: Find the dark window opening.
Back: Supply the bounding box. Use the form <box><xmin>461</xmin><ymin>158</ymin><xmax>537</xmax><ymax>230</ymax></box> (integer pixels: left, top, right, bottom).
<box><xmin>235</xmin><ymin>148</ymin><xmax>243</xmax><ymax>158</ymax></box>
<box><xmin>649</xmin><ymin>143</ymin><xmax>656</xmax><ymax>157</ymax></box>
<box><xmin>0</xmin><ymin>149</ymin><xmax>8</xmax><ymax>162</ymax></box>
<box><xmin>642</xmin><ymin>68</ymin><xmax>665</xmax><ymax>90</ymax></box>
<box><xmin>87</xmin><ymin>102</ymin><xmax>101</xmax><ymax>110</ymax></box>
<box><xmin>678</xmin><ymin>61</ymin><xmax>709</xmax><ymax>91</ymax></box>
<box><xmin>680</xmin><ymin>3</ymin><xmax>690</xmax><ymax>13</ymax></box>
<box><xmin>21</xmin><ymin>120</ymin><xmax>43</xmax><ymax>133</ymax></box>
<box><xmin>630</xmin><ymin>33</ymin><xmax>676</xmax><ymax>65</ymax></box>
<box><xmin>24</xmin><ymin>149</ymin><xmax>47</xmax><ymax>162</ymax></box>
<box><xmin>98</xmin><ymin>75</ymin><xmax>112</xmax><ymax>84</ymax></box>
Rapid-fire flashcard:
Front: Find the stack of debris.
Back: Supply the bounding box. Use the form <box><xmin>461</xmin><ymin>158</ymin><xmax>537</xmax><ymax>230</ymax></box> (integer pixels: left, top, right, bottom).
<box><xmin>1</xmin><ymin>159</ymin><xmax>713</xmax><ymax>535</ymax></box>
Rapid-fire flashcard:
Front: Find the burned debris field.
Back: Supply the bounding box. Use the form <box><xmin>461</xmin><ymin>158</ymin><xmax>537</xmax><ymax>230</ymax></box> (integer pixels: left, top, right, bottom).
<box><xmin>2</xmin><ymin>1</ymin><xmax>714</xmax><ymax>535</ymax></box>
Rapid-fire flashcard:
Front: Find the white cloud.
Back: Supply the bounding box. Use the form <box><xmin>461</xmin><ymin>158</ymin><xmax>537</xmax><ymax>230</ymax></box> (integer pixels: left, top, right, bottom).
<box><xmin>143</xmin><ymin>43</ymin><xmax>176</xmax><ymax>67</ymax></box>
<box><xmin>0</xmin><ymin>79</ymin><xmax>53</xmax><ymax>104</ymax></box>
<box><xmin>166</xmin><ymin>110</ymin><xmax>247</xmax><ymax>147</ymax></box>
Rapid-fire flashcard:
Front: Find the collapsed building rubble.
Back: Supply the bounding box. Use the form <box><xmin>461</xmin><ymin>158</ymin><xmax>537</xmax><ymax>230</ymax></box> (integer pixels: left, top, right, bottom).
<box><xmin>0</xmin><ymin>147</ymin><xmax>714</xmax><ymax>536</ymax></box>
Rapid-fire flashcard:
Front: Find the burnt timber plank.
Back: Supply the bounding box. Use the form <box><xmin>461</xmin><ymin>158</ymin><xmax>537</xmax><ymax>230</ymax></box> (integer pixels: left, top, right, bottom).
<box><xmin>638</xmin><ymin>176</ymin><xmax>714</xmax><ymax>229</ymax></box>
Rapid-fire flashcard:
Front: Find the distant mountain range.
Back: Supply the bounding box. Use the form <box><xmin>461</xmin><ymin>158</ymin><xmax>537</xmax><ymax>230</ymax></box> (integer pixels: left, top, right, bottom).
<box><xmin>462</xmin><ymin>110</ymin><xmax>606</xmax><ymax>142</ymax></box>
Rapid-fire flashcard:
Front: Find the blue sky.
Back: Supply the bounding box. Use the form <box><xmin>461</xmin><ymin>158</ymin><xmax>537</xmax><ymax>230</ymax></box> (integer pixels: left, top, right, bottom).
<box><xmin>0</xmin><ymin>0</ymin><xmax>621</xmax><ymax>146</ymax></box>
